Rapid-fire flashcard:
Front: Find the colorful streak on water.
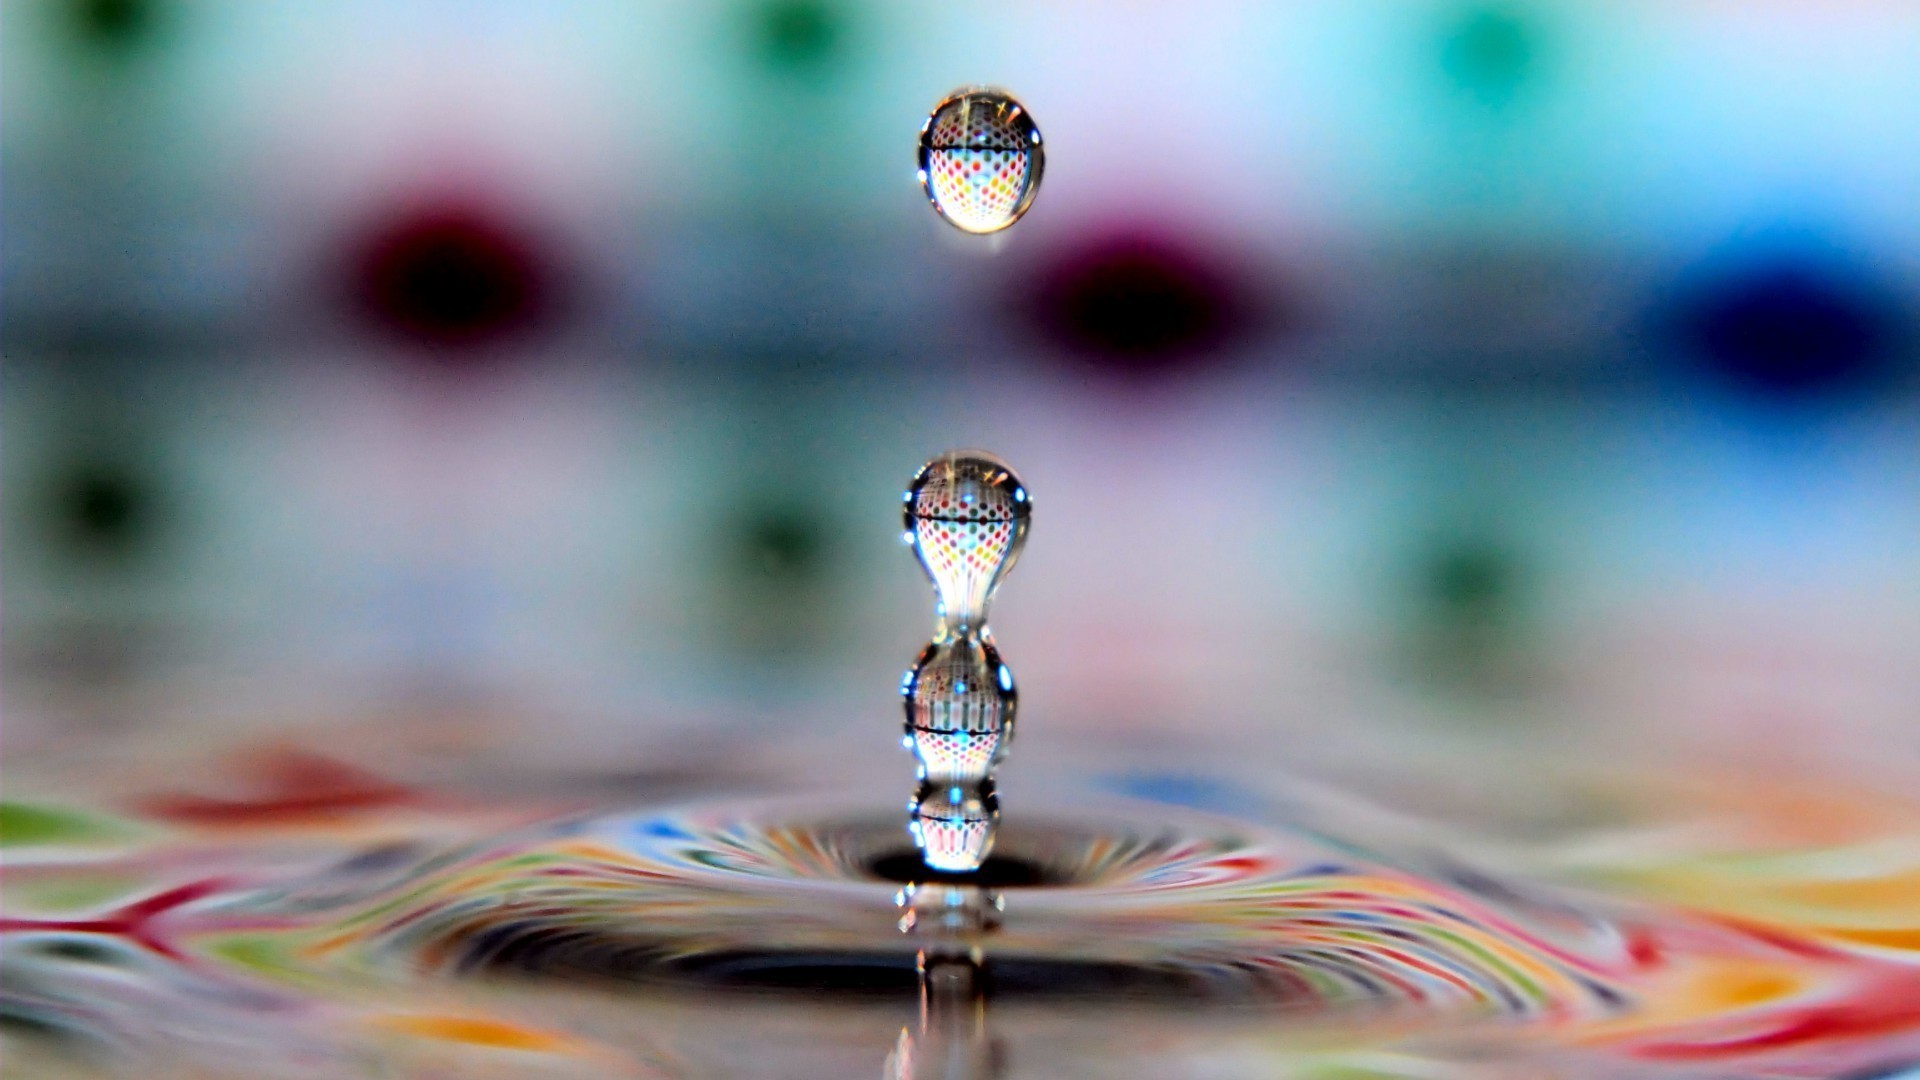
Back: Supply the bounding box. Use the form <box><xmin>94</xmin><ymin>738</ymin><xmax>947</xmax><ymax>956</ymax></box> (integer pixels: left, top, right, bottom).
<box><xmin>6</xmin><ymin>755</ymin><xmax>1920</xmax><ymax>1077</ymax></box>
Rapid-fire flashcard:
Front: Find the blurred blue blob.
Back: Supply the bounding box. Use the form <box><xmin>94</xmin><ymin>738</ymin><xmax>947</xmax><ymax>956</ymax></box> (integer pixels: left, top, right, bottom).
<box><xmin>1658</xmin><ymin>244</ymin><xmax>1906</xmax><ymax>405</ymax></box>
<box><xmin>1846</xmin><ymin>1066</ymin><xmax>1920</xmax><ymax>1080</ymax></box>
<box><xmin>1103</xmin><ymin>772</ymin><xmax>1260</xmax><ymax>817</ymax></box>
<box><xmin>635</xmin><ymin>818</ymin><xmax>694</xmax><ymax>842</ymax></box>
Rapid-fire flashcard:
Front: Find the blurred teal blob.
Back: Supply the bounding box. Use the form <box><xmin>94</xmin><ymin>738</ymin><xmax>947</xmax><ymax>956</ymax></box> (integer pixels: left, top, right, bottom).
<box><xmin>1437</xmin><ymin>4</ymin><xmax>1540</xmax><ymax>107</ymax></box>
<box><xmin>705</xmin><ymin>497</ymin><xmax>851</xmax><ymax>660</ymax></box>
<box><xmin>733</xmin><ymin>505</ymin><xmax>830</xmax><ymax>582</ymax></box>
<box><xmin>746</xmin><ymin>0</ymin><xmax>851</xmax><ymax>79</ymax></box>
<box><xmin>1422</xmin><ymin>538</ymin><xmax>1516</xmax><ymax>629</ymax></box>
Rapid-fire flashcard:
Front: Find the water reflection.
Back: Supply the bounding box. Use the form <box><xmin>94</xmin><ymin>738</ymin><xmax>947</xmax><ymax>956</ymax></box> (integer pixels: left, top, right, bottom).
<box><xmin>888</xmin><ymin>884</ymin><xmax>1004</xmax><ymax>1080</ymax></box>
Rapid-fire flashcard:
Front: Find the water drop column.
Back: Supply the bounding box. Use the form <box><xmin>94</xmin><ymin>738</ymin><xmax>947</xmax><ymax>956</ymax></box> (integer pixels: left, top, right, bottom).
<box><xmin>901</xmin><ymin>451</ymin><xmax>1031</xmax><ymax>874</ymax></box>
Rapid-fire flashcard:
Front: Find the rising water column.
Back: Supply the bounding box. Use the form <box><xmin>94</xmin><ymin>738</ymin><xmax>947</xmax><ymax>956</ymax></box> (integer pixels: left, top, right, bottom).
<box><xmin>900</xmin><ymin>451</ymin><xmax>1031</xmax><ymax>875</ymax></box>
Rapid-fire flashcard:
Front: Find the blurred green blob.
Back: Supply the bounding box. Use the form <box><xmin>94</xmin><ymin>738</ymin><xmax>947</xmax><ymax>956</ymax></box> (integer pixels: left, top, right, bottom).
<box><xmin>733</xmin><ymin>505</ymin><xmax>829</xmax><ymax>583</ymax></box>
<box><xmin>0</xmin><ymin>802</ymin><xmax>129</xmax><ymax>848</ymax></box>
<box><xmin>1424</xmin><ymin>539</ymin><xmax>1515</xmax><ymax>625</ymax></box>
<box><xmin>0</xmin><ymin>1012</ymin><xmax>75</xmax><ymax>1046</ymax></box>
<box><xmin>707</xmin><ymin>498</ymin><xmax>849</xmax><ymax>661</ymax></box>
<box><xmin>1404</xmin><ymin>532</ymin><xmax>1533</xmax><ymax>698</ymax></box>
<box><xmin>65</xmin><ymin>0</ymin><xmax>162</xmax><ymax>54</ymax></box>
<box><xmin>748</xmin><ymin>0</ymin><xmax>846</xmax><ymax>77</ymax></box>
<box><xmin>44</xmin><ymin>455</ymin><xmax>161</xmax><ymax>565</ymax></box>
<box><xmin>9</xmin><ymin>876</ymin><xmax>145</xmax><ymax>911</ymax></box>
<box><xmin>209</xmin><ymin>936</ymin><xmax>299</xmax><ymax>977</ymax></box>
<box><xmin>1438</xmin><ymin>5</ymin><xmax>1537</xmax><ymax>106</ymax></box>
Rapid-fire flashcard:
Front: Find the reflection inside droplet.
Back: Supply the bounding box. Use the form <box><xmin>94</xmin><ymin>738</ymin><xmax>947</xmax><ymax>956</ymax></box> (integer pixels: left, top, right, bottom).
<box><xmin>918</xmin><ymin>88</ymin><xmax>1045</xmax><ymax>235</ymax></box>
<box><xmin>904</xmin><ymin>637</ymin><xmax>1015</xmax><ymax>786</ymax></box>
<box><xmin>909</xmin><ymin>781</ymin><xmax>1000</xmax><ymax>873</ymax></box>
<box><xmin>904</xmin><ymin>452</ymin><xmax>1030</xmax><ymax>638</ymax></box>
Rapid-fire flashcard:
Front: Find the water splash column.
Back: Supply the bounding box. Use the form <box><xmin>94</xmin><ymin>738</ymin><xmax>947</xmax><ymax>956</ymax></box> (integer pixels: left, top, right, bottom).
<box><xmin>900</xmin><ymin>451</ymin><xmax>1031</xmax><ymax>875</ymax></box>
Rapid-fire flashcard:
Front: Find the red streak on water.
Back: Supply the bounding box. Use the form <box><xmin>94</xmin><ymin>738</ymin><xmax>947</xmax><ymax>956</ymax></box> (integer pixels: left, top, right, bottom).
<box><xmin>0</xmin><ymin>879</ymin><xmax>230</xmax><ymax>960</ymax></box>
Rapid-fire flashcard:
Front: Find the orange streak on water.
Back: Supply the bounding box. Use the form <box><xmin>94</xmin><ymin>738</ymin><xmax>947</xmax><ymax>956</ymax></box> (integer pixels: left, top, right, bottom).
<box><xmin>374</xmin><ymin>1014</ymin><xmax>574</xmax><ymax>1052</ymax></box>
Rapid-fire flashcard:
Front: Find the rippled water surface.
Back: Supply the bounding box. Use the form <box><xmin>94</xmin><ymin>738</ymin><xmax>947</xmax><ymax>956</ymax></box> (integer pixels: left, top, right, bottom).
<box><xmin>7</xmin><ymin>751</ymin><xmax>1920</xmax><ymax>1078</ymax></box>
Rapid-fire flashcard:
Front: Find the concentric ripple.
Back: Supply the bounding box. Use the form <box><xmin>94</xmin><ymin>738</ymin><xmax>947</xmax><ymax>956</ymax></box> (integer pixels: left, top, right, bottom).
<box><xmin>13</xmin><ymin>778</ymin><xmax>1920</xmax><ymax>1077</ymax></box>
<box><xmin>254</xmin><ymin>801</ymin><xmax>1642</xmax><ymax>1019</ymax></box>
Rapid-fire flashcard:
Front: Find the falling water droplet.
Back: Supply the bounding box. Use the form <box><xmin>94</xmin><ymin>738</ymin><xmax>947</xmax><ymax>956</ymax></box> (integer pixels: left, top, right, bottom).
<box><xmin>917</xmin><ymin>88</ymin><xmax>1044</xmax><ymax>235</ymax></box>
<box><xmin>905</xmin><ymin>451</ymin><xmax>1031</xmax><ymax>638</ymax></box>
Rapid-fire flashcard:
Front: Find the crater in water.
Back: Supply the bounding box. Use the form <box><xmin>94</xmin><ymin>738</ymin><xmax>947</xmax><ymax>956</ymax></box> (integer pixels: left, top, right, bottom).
<box><xmin>244</xmin><ymin>800</ymin><xmax>1645</xmax><ymax>1020</ymax></box>
<box><xmin>10</xmin><ymin>785</ymin><xmax>1920</xmax><ymax>1078</ymax></box>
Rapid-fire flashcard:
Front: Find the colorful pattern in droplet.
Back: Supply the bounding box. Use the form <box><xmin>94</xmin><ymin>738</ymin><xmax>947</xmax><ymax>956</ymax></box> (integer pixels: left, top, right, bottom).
<box><xmin>914</xmin><ymin>810</ymin><xmax>994</xmax><ymax>872</ymax></box>
<box><xmin>922</xmin><ymin>95</ymin><xmax>1037</xmax><ymax>234</ymax></box>
<box><xmin>912</xmin><ymin>517</ymin><xmax>1016</xmax><ymax>626</ymax></box>
<box><xmin>926</xmin><ymin>149</ymin><xmax>1031</xmax><ymax>234</ymax></box>
<box><xmin>906</xmin><ymin>642</ymin><xmax>1010</xmax><ymax>733</ymax></box>
<box><xmin>911</xmin><ymin>727</ymin><xmax>1002</xmax><ymax>780</ymax></box>
<box><xmin>927</xmin><ymin>101</ymin><xmax>1027</xmax><ymax>149</ymax></box>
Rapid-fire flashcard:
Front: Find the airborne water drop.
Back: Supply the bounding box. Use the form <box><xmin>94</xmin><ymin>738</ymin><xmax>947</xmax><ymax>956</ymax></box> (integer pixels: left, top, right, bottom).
<box><xmin>917</xmin><ymin>88</ymin><xmax>1045</xmax><ymax>235</ymax></box>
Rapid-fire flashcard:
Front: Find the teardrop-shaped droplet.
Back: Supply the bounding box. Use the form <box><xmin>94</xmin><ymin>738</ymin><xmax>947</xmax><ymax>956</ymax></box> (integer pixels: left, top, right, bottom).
<box><xmin>908</xmin><ymin>780</ymin><xmax>1000</xmax><ymax>874</ymax></box>
<box><xmin>917</xmin><ymin>88</ymin><xmax>1044</xmax><ymax>235</ymax></box>
<box><xmin>904</xmin><ymin>637</ymin><xmax>1016</xmax><ymax>785</ymax></box>
<box><xmin>904</xmin><ymin>451</ymin><xmax>1031</xmax><ymax>638</ymax></box>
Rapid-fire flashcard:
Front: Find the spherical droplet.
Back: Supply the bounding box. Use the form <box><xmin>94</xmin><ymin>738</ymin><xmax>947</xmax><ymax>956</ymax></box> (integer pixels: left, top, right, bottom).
<box><xmin>904</xmin><ymin>450</ymin><xmax>1031</xmax><ymax>636</ymax></box>
<box><xmin>909</xmin><ymin>780</ymin><xmax>999</xmax><ymax>874</ymax></box>
<box><xmin>917</xmin><ymin>88</ymin><xmax>1044</xmax><ymax>235</ymax></box>
<box><xmin>903</xmin><ymin>637</ymin><xmax>1016</xmax><ymax>784</ymax></box>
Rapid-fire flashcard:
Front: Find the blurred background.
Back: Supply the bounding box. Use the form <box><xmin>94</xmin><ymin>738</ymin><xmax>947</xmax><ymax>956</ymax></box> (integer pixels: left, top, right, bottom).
<box><xmin>8</xmin><ymin>0</ymin><xmax>1920</xmax><ymax>804</ymax></box>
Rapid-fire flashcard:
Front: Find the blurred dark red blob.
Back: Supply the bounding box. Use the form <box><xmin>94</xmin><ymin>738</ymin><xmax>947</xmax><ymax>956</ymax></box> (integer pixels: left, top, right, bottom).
<box><xmin>1666</xmin><ymin>256</ymin><xmax>1901</xmax><ymax>402</ymax></box>
<box><xmin>1021</xmin><ymin>229</ymin><xmax>1267</xmax><ymax>380</ymax></box>
<box><xmin>351</xmin><ymin>203</ymin><xmax>553</xmax><ymax>353</ymax></box>
<box><xmin>142</xmin><ymin>750</ymin><xmax>417</xmax><ymax>825</ymax></box>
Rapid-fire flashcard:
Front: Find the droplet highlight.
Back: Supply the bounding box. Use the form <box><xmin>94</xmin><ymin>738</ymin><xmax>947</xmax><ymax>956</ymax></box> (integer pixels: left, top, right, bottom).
<box><xmin>917</xmin><ymin>88</ymin><xmax>1044</xmax><ymax>235</ymax></box>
